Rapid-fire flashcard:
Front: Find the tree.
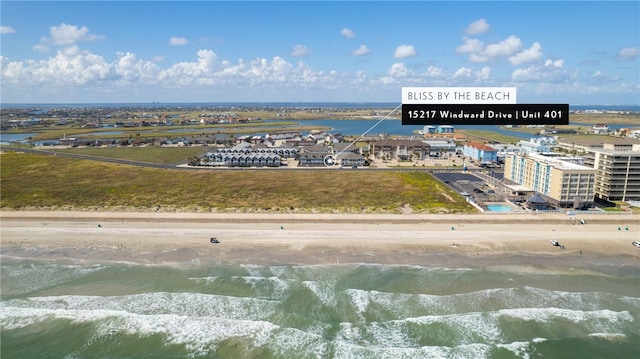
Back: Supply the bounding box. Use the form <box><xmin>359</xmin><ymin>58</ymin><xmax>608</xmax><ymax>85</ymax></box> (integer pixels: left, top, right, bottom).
<box><xmin>187</xmin><ymin>156</ymin><xmax>201</xmax><ymax>166</ymax></box>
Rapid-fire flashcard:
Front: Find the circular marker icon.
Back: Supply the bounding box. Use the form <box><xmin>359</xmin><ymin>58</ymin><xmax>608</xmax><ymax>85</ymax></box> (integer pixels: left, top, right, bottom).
<box><xmin>323</xmin><ymin>155</ymin><xmax>336</xmax><ymax>167</ymax></box>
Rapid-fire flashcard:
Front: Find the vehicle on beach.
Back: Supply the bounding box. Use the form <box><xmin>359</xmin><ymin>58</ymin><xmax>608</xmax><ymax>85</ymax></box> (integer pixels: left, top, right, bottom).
<box><xmin>550</xmin><ymin>240</ymin><xmax>565</xmax><ymax>249</ymax></box>
<box><xmin>210</xmin><ymin>237</ymin><xmax>220</xmax><ymax>244</ymax></box>
<box><xmin>632</xmin><ymin>241</ymin><xmax>640</xmax><ymax>248</ymax></box>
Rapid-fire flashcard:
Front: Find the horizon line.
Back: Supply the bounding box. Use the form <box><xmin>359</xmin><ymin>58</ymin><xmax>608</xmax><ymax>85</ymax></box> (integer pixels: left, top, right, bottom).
<box><xmin>2</xmin><ymin>102</ymin><xmax>639</xmax><ymax>107</ymax></box>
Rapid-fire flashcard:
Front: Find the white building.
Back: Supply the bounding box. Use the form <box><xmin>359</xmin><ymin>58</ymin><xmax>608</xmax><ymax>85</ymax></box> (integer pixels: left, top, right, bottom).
<box><xmin>517</xmin><ymin>136</ymin><xmax>558</xmax><ymax>154</ymax></box>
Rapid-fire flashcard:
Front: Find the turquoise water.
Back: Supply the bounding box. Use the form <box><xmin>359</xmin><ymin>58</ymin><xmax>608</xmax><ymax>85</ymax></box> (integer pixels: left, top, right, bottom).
<box><xmin>486</xmin><ymin>205</ymin><xmax>514</xmax><ymax>213</ymax></box>
<box><xmin>1</xmin><ymin>257</ymin><xmax>639</xmax><ymax>358</ymax></box>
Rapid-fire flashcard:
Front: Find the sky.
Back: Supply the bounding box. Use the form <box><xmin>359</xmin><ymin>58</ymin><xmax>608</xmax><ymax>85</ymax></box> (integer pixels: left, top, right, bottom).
<box><xmin>1</xmin><ymin>1</ymin><xmax>639</xmax><ymax>105</ymax></box>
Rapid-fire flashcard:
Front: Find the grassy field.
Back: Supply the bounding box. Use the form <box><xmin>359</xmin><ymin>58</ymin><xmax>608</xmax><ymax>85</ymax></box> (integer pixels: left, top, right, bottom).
<box><xmin>0</xmin><ymin>152</ymin><xmax>476</xmax><ymax>214</ymax></box>
<box><xmin>456</xmin><ymin>130</ymin><xmax>523</xmax><ymax>144</ymax></box>
<box><xmin>54</xmin><ymin>146</ymin><xmax>210</xmax><ymax>164</ymax></box>
<box><xmin>25</xmin><ymin>121</ymin><xmax>327</xmax><ymax>142</ymax></box>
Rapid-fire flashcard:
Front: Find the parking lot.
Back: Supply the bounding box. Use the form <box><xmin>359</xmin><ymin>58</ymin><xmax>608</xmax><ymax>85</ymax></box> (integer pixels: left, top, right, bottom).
<box><xmin>432</xmin><ymin>170</ymin><xmax>505</xmax><ymax>204</ymax></box>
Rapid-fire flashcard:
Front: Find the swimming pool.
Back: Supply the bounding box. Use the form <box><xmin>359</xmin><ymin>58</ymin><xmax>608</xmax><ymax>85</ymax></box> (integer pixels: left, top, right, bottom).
<box><xmin>486</xmin><ymin>204</ymin><xmax>513</xmax><ymax>212</ymax></box>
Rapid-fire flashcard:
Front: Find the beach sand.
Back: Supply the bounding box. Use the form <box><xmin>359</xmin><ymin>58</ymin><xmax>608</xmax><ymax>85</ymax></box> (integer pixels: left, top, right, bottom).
<box><xmin>1</xmin><ymin>211</ymin><xmax>638</xmax><ymax>270</ymax></box>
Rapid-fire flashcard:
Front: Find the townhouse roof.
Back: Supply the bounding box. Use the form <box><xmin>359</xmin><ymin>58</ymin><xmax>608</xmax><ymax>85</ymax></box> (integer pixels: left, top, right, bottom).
<box><xmin>371</xmin><ymin>139</ymin><xmax>429</xmax><ymax>147</ymax></box>
<box><xmin>466</xmin><ymin>141</ymin><xmax>497</xmax><ymax>151</ymax></box>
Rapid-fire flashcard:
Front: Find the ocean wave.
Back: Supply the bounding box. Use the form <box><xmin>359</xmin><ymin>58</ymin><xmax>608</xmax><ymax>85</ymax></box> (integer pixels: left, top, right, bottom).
<box><xmin>1</xmin><ymin>298</ymin><xmax>635</xmax><ymax>358</ymax></box>
<box><xmin>3</xmin><ymin>262</ymin><xmax>638</xmax><ymax>357</ymax></box>
<box><xmin>1</xmin><ymin>292</ymin><xmax>280</xmax><ymax>321</ymax></box>
<box><xmin>0</xmin><ymin>262</ymin><xmax>106</xmax><ymax>297</ymax></box>
<box><xmin>0</xmin><ymin>306</ymin><xmax>279</xmax><ymax>357</ymax></box>
<box><xmin>343</xmin><ymin>286</ymin><xmax>640</xmax><ymax>320</ymax></box>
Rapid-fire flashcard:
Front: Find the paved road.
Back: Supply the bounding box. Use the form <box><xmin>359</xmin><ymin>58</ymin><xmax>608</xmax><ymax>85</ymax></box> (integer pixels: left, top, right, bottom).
<box><xmin>8</xmin><ymin>148</ymin><xmax>501</xmax><ymax>179</ymax></box>
<box><xmin>18</xmin><ymin>147</ymin><xmax>181</xmax><ymax>170</ymax></box>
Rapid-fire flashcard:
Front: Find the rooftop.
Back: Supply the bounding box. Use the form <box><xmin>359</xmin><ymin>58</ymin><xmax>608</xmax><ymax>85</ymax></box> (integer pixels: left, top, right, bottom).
<box><xmin>527</xmin><ymin>153</ymin><xmax>594</xmax><ymax>171</ymax></box>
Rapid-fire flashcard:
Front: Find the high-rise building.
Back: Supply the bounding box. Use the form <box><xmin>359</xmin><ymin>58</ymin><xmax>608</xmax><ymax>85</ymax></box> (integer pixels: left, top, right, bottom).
<box><xmin>583</xmin><ymin>144</ymin><xmax>640</xmax><ymax>202</ymax></box>
<box><xmin>504</xmin><ymin>153</ymin><xmax>596</xmax><ymax>209</ymax></box>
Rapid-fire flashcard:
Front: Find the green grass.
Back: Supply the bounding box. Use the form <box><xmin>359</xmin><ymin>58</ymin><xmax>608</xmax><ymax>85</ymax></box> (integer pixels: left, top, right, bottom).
<box><xmin>457</xmin><ymin>129</ymin><xmax>522</xmax><ymax>144</ymax></box>
<box><xmin>23</xmin><ymin>121</ymin><xmax>327</xmax><ymax>141</ymax></box>
<box><xmin>54</xmin><ymin>146</ymin><xmax>209</xmax><ymax>164</ymax></box>
<box><xmin>0</xmin><ymin>152</ymin><xmax>476</xmax><ymax>214</ymax></box>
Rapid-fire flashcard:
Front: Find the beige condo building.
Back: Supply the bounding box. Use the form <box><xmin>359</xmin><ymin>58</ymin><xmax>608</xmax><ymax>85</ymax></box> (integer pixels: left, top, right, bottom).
<box><xmin>583</xmin><ymin>144</ymin><xmax>640</xmax><ymax>202</ymax></box>
<box><xmin>556</xmin><ymin>140</ymin><xmax>640</xmax><ymax>202</ymax></box>
<box><xmin>504</xmin><ymin>153</ymin><xmax>596</xmax><ymax>209</ymax></box>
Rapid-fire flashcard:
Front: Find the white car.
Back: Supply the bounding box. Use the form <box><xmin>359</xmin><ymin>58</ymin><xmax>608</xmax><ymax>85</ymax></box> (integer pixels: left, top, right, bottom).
<box><xmin>632</xmin><ymin>241</ymin><xmax>640</xmax><ymax>248</ymax></box>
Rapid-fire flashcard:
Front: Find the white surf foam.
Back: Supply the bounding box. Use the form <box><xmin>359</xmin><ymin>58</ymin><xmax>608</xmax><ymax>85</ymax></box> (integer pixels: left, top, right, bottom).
<box><xmin>0</xmin><ymin>305</ymin><xmax>279</xmax><ymax>357</ymax></box>
<box><xmin>1</xmin><ymin>263</ymin><xmax>106</xmax><ymax>296</ymax></box>
<box><xmin>2</xmin><ymin>292</ymin><xmax>280</xmax><ymax>321</ymax></box>
<box><xmin>330</xmin><ymin>341</ymin><xmax>494</xmax><ymax>359</ymax></box>
<box><xmin>302</xmin><ymin>281</ymin><xmax>337</xmax><ymax>307</ymax></box>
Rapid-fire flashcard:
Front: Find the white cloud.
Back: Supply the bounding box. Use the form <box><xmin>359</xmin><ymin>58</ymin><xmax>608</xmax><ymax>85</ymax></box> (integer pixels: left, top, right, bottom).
<box><xmin>164</xmin><ymin>49</ymin><xmax>221</xmax><ymax>85</ymax></box>
<box><xmin>351</xmin><ymin>44</ymin><xmax>371</xmax><ymax>56</ymax></box>
<box><xmin>512</xmin><ymin>58</ymin><xmax>572</xmax><ymax>83</ymax></box>
<box><xmin>115</xmin><ymin>51</ymin><xmax>161</xmax><ymax>84</ymax></box>
<box><xmin>508</xmin><ymin>42</ymin><xmax>543</xmax><ymax>65</ymax></box>
<box><xmin>393</xmin><ymin>45</ymin><xmax>417</xmax><ymax>59</ymax></box>
<box><xmin>469</xmin><ymin>54</ymin><xmax>488</xmax><ymax>63</ymax></box>
<box><xmin>453</xmin><ymin>67</ymin><xmax>472</xmax><ymax>78</ymax></box>
<box><xmin>2</xmin><ymin>38</ymin><xmax>635</xmax><ymax>103</ymax></box>
<box><xmin>465</xmin><ymin>18</ymin><xmax>490</xmax><ymax>35</ymax></box>
<box><xmin>484</xmin><ymin>35</ymin><xmax>522</xmax><ymax>58</ymax></box>
<box><xmin>43</xmin><ymin>23</ymin><xmax>104</xmax><ymax>47</ymax></box>
<box><xmin>1</xmin><ymin>25</ymin><xmax>16</xmax><ymax>34</ymax></box>
<box><xmin>457</xmin><ymin>35</ymin><xmax>527</xmax><ymax>63</ymax></box>
<box><xmin>341</xmin><ymin>28</ymin><xmax>355</xmax><ymax>39</ymax></box>
<box><xmin>617</xmin><ymin>47</ymin><xmax>639</xmax><ymax>59</ymax></box>
<box><xmin>476</xmin><ymin>66</ymin><xmax>491</xmax><ymax>80</ymax></box>
<box><xmin>2</xmin><ymin>46</ymin><xmax>112</xmax><ymax>87</ymax></box>
<box><xmin>388</xmin><ymin>62</ymin><xmax>413</xmax><ymax>77</ymax></box>
<box><xmin>545</xmin><ymin>59</ymin><xmax>564</xmax><ymax>68</ymax></box>
<box><xmin>590</xmin><ymin>70</ymin><xmax>622</xmax><ymax>83</ymax></box>
<box><xmin>33</xmin><ymin>44</ymin><xmax>49</xmax><ymax>53</ymax></box>
<box><xmin>448</xmin><ymin>66</ymin><xmax>492</xmax><ymax>83</ymax></box>
<box><xmin>290</xmin><ymin>44</ymin><xmax>311</xmax><ymax>57</ymax></box>
<box><xmin>425</xmin><ymin>65</ymin><xmax>444</xmax><ymax>78</ymax></box>
<box><xmin>456</xmin><ymin>37</ymin><xmax>484</xmax><ymax>54</ymax></box>
<box><xmin>169</xmin><ymin>36</ymin><xmax>189</xmax><ymax>46</ymax></box>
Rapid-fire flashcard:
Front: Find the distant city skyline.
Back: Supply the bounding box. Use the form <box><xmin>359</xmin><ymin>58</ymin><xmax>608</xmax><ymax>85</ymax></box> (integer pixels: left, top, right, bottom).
<box><xmin>1</xmin><ymin>1</ymin><xmax>639</xmax><ymax>105</ymax></box>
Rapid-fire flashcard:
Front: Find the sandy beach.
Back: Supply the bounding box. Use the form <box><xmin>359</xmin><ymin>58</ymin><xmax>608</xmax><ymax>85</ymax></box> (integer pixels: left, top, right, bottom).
<box><xmin>1</xmin><ymin>210</ymin><xmax>638</xmax><ymax>269</ymax></box>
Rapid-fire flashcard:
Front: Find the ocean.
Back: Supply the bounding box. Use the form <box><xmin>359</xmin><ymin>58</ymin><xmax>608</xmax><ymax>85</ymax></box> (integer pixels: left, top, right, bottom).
<box><xmin>1</xmin><ymin>256</ymin><xmax>638</xmax><ymax>358</ymax></box>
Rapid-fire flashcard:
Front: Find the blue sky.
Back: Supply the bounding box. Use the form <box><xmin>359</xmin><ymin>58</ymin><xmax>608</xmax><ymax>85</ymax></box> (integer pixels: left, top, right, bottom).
<box><xmin>1</xmin><ymin>1</ymin><xmax>639</xmax><ymax>104</ymax></box>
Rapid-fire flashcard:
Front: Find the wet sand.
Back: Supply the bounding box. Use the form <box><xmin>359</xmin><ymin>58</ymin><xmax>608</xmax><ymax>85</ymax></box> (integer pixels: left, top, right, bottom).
<box><xmin>1</xmin><ymin>211</ymin><xmax>638</xmax><ymax>269</ymax></box>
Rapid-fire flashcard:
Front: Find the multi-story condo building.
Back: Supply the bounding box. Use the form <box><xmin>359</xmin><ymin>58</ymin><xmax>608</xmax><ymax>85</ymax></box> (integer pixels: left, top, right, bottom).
<box><xmin>504</xmin><ymin>153</ymin><xmax>596</xmax><ymax>209</ymax></box>
<box><xmin>582</xmin><ymin>144</ymin><xmax>640</xmax><ymax>202</ymax></box>
<box><xmin>556</xmin><ymin>139</ymin><xmax>640</xmax><ymax>202</ymax></box>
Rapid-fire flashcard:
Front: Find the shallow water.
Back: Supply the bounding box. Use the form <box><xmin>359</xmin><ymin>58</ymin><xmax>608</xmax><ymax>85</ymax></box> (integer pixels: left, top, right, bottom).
<box><xmin>1</xmin><ymin>257</ymin><xmax>639</xmax><ymax>358</ymax></box>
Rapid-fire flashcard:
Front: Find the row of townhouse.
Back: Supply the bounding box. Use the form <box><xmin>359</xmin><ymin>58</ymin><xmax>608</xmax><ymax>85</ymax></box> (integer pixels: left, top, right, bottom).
<box><xmin>196</xmin><ymin>139</ymin><xmax>437</xmax><ymax>168</ymax></box>
<box><xmin>215</xmin><ymin>146</ymin><xmax>299</xmax><ymax>158</ymax></box>
<box><xmin>298</xmin><ymin>143</ymin><xmax>367</xmax><ymax>167</ymax></box>
<box><xmin>199</xmin><ymin>151</ymin><xmax>282</xmax><ymax>167</ymax></box>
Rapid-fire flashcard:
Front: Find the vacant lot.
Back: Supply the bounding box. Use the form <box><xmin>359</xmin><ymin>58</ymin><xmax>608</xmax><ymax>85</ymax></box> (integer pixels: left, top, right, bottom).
<box><xmin>0</xmin><ymin>152</ymin><xmax>475</xmax><ymax>214</ymax></box>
